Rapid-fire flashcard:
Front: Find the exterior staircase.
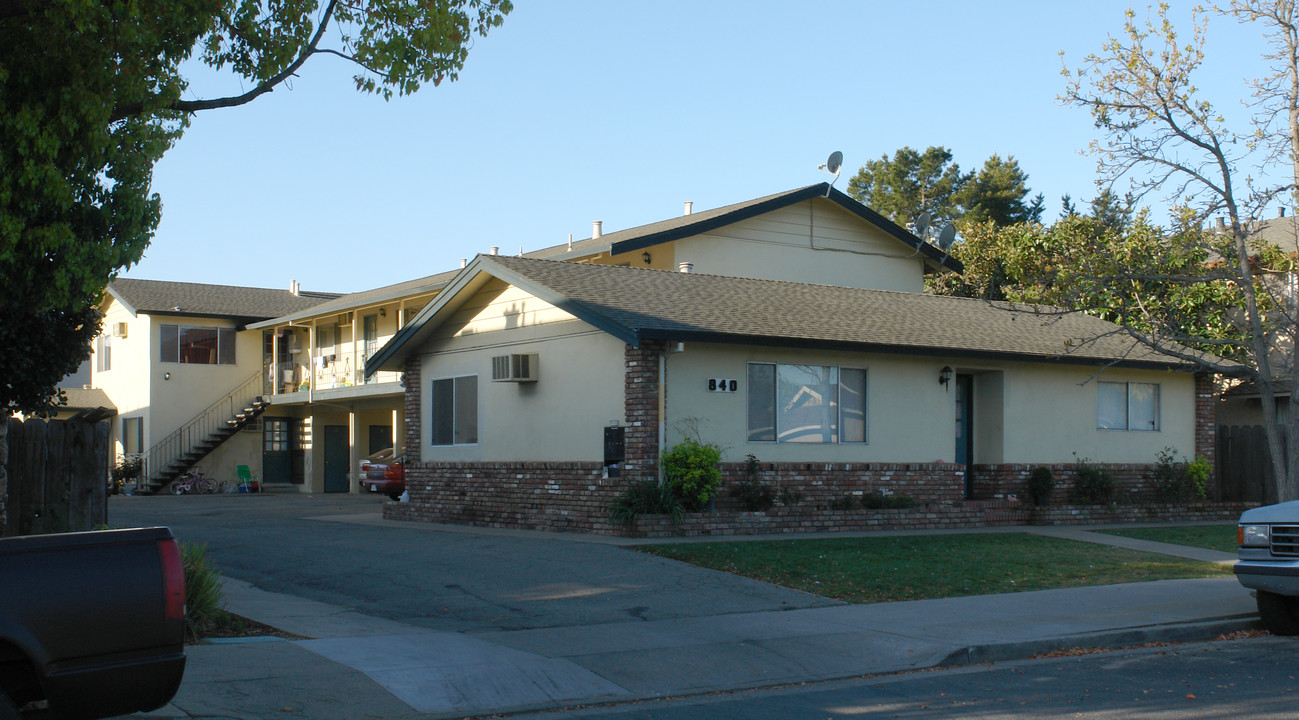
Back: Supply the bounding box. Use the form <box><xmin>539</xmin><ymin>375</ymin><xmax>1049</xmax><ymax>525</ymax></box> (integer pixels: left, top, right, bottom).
<box><xmin>136</xmin><ymin>373</ymin><xmax>266</xmax><ymax>494</ymax></box>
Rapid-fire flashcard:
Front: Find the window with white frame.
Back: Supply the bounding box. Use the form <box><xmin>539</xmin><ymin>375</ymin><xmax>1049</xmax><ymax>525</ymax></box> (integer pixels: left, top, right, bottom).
<box><xmin>1097</xmin><ymin>381</ymin><xmax>1160</xmax><ymax>431</ymax></box>
<box><xmin>160</xmin><ymin>324</ymin><xmax>236</xmax><ymax>364</ymax></box>
<box><xmin>747</xmin><ymin>363</ymin><xmax>867</xmax><ymax>443</ymax></box>
<box><xmin>430</xmin><ymin>375</ymin><xmax>478</xmax><ymax>446</ymax></box>
<box><xmin>96</xmin><ymin>334</ymin><xmax>111</xmax><ymax>372</ymax></box>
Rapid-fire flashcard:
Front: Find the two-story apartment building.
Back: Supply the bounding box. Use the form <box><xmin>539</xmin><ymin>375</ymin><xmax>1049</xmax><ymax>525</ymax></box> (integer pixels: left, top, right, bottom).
<box><xmin>96</xmin><ymin>183</ymin><xmax>1224</xmax><ymax>504</ymax></box>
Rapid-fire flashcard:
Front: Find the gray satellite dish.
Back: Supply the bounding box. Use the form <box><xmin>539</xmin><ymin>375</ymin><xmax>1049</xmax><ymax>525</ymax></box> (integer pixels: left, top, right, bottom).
<box><xmin>937</xmin><ymin>224</ymin><xmax>957</xmax><ymax>252</ymax></box>
<box><xmin>819</xmin><ymin>151</ymin><xmax>844</xmax><ymax>196</ymax></box>
<box><xmin>914</xmin><ymin>211</ymin><xmax>932</xmax><ymax>237</ymax></box>
<box><xmin>824</xmin><ymin>151</ymin><xmax>843</xmax><ymax>175</ymax></box>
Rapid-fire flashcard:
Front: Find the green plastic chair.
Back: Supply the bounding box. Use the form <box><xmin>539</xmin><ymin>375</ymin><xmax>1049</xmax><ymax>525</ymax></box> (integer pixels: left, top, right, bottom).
<box><xmin>236</xmin><ymin>465</ymin><xmax>261</xmax><ymax>493</ymax></box>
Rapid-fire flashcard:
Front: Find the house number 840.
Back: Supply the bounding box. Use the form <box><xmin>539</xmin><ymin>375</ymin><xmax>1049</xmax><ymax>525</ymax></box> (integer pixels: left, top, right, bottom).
<box><xmin>708</xmin><ymin>378</ymin><xmax>738</xmax><ymax>392</ymax></box>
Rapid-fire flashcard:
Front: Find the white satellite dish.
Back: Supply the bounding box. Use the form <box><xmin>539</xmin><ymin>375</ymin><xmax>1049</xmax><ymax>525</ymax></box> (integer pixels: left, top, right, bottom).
<box><xmin>914</xmin><ymin>211</ymin><xmax>932</xmax><ymax>237</ymax></box>
<box><xmin>818</xmin><ymin>151</ymin><xmax>844</xmax><ymax>196</ymax></box>
<box><xmin>937</xmin><ymin>224</ymin><xmax>957</xmax><ymax>252</ymax></box>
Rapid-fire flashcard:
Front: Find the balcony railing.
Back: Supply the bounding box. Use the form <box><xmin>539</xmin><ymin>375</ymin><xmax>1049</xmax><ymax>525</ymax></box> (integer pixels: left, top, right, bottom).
<box><xmin>267</xmin><ymin>349</ymin><xmax>401</xmax><ymax>396</ymax></box>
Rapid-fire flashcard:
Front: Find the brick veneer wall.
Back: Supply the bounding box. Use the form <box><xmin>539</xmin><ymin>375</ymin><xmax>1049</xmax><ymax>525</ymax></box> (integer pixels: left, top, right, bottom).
<box><xmin>1194</xmin><ymin>372</ymin><xmax>1216</xmax><ymax>474</ymax></box>
<box><xmin>403</xmin><ymin>356</ymin><xmax>421</xmax><ymax>463</ymax></box>
<box><xmin>386</xmin><ymin>461</ymin><xmax>625</xmax><ymax>533</ymax></box>
<box><xmin>714</xmin><ymin>461</ymin><xmax>968</xmax><ymax>509</ymax></box>
<box><xmin>623</xmin><ymin>341</ymin><xmax>663</xmax><ymax>484</ymax></box>
<box><xmin>973</xmin><ymin>462</ymin><xmax>1169</xmax><ymax>504</ymax></box>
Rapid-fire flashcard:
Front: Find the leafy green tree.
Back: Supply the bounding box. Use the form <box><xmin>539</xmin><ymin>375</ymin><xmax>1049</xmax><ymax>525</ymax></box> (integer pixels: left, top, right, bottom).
<box><xmin>846</xmin><ymin>146</ymin><xmax>970</xmax><ymax>229</ymax></box>
<box><xmin>928</xmin><ymin>214</ymin><xmax>1275</xmax><ymax>366</ymax></box>
<box><xmin>1058</xmin><ymin>1</ymin><xmax>1299</xmax><ymax>501</ymax></box>
<box><xmin>0</xmin><ymin>0</ymin><xmax>511</xmax><ymax>531</ymax></box>
<box><xmin>958</xmin><ymin>155</ymin><xmax>1045</xmax><ymax>226</ymax></box>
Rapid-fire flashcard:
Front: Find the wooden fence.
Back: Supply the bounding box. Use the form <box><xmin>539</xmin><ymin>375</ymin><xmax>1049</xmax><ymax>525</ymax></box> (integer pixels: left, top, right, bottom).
<box><xmin>1216</xmin><ymin>424</ymin><xmax>1280</xmax><ymax>504</ymax></box>
<box><xmin>4</xmin><ymin>416</ymin><xmax>109</xmax><ymax>536</ymax></box>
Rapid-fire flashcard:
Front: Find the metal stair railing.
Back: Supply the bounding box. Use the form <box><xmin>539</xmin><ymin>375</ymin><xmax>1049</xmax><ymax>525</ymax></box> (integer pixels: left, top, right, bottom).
<box><xmin>139</xmin><ymin>371</ymin><xmax>263</xmax><ymax>489</ymax></box>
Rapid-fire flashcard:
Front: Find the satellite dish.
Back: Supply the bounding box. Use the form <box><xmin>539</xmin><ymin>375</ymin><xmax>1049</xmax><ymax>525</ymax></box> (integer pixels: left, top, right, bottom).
<box><xmin>818</xmin><ymin>151</ymin><xmax>844</xmax><ymax>196</ymax></box>
<box><xmin>823</xmin><ymin>151</ymin><xmax>843</xmax><ymax>175</ymax></box>
<box><xmin>914</xmin><ymin>211</ymin><xmax>932</xmax><ymax>237</ymax></box>
<box><xmin>937</xmin><ymin>224</ymin><xmax>957</xmax><ymax>252</ymax></box>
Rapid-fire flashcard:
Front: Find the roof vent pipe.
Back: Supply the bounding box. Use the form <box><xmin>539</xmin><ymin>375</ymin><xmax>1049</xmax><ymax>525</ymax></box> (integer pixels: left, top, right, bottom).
<box><xmin>489</xmin><ymin>246</ymin><xmax>499</xmax><ymax>256</ymax></box>
<box><xmin>1217</xmin><ymin>217</ymin><xmax>1226</xmax><ymax>230</ymax></box>
<box><xmin>567</xmin><ymin>233</ymin><xmax>573</xmax><ymax>251</ymax></box>
<box><xmin>460</xmin><ymin>258</ymin><xmax>467</xmax><ymax>268</ymax></box>
<box><xmin>592</xmin><ymin>221</ymin><xmax>603</xmax><ymax>239</ymax></box>
<box><xmin>684</xmin><ymin>201</ymin><xmax>693</xmax><ymax>216</ymax></box>
<box><xmin>290</xmin><ymin>279</ymin><xmax>300</xmax><ymax>296</ymax></box>
<box><xmin>1280</xmin><ymin>207</ymin><xmax>1287</xmax><ymax>218</ymax></box>
<box><xmin>678</xmin><ymin>261</ymin><xmax>693</xmax><ymax>273</ymax></box>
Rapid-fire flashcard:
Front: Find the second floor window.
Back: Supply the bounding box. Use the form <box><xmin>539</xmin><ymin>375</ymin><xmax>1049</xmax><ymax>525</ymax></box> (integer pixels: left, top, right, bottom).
<box><xmin>160</xmin><ymin>324</ymin><xmax>236</xmax><ymax>365</ymax></box>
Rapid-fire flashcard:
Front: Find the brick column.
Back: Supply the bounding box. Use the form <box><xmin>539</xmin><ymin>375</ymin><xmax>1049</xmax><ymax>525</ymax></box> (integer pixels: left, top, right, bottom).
<box><xmin>403</xmin><ymin>356</ymin><xmax>422</xmax><ymax>463</ymax></box>
<box><xmin>624</xmin><ymin>340</ymin><xmax>664</xmax><ymax>484</ymax></box>
<box><xmin>1194</xmin><ymin>371</ymin><xmax>1216</xmax><ymax>470</ymax></box>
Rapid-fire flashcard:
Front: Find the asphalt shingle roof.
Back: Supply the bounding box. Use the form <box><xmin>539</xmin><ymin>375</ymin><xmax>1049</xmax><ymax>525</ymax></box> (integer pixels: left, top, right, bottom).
<box><xmin>108</xmin><ymin>279</ymin><xmax>341</xmax><ymax>323</ymax></box>
<box><xmin>481</xmin><ymin>256</ymin><xmax>1215</xmax><ymax>370</ymax></box>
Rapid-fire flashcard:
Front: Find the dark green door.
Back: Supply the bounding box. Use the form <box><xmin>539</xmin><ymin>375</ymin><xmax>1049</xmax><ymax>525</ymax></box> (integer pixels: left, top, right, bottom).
<box><xmin>324</xmin><ymin>425</ymin><xmax>350</xmax><ymax>493</ymax></box>
<box><xmin>263</xmin><ymin>418</ymin><xmax>293</xmax><ymax>484</ymax></box>
<box><xmin>955</xmin><ymin>374</ymin><xmax>974</xmax><ymax>498</ymax></box>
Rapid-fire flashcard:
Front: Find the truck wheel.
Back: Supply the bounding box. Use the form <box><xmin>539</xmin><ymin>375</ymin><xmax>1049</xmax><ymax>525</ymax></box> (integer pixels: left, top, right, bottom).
<box><xmin>0</xmin><ymin>690</ymin><xmax>20</xmax><ymax>720</ymax></box>
<box><xmin>1257</xmin><ymin>591</ymin><xmax>1299</xmax><ymax>635</ymax></box>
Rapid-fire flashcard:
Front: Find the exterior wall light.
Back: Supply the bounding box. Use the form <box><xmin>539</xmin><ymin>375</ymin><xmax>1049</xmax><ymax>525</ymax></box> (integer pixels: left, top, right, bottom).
<box><xmin>939</xmin><ymin>366</ymin><xmax>953</xmax><ymax>387</ymax></box>
<box><xmin>642</xmin><ymin>251</ymin><xmax>652</xmax><ymax>264</ymax></box>
<box><xmin>164</xmin><ymin>372</ymin><xmax>171</xmax><ymax>381</ymax></box>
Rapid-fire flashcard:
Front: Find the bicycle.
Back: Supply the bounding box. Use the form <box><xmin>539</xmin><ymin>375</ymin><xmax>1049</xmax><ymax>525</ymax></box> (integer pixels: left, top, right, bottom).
<box><xmin>170</xmin><ymin>469</ymin><xmax>223</xmax><ymax>495</ymax></box>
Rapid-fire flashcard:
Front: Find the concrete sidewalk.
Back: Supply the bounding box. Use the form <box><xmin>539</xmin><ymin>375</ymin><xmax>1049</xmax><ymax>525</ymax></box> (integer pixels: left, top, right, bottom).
<box><xmin>129</xmin><ymin>526</ymin><xmax>1257</xmax><ymax>720</ymax></box>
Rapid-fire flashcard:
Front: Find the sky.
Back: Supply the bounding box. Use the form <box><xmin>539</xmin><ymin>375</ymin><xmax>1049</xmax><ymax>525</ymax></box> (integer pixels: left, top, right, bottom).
<box><xmin>125</xmin><ymin>1</ymin><xmax>1276</xmax><ymax>295</ymax></box>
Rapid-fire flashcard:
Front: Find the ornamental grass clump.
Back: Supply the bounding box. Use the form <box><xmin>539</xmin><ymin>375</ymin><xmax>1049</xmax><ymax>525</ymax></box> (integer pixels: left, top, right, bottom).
<box><xmin>181</xmin><ymin>541</ymin><xmax>229</xmax><ymax>643</ymax></box>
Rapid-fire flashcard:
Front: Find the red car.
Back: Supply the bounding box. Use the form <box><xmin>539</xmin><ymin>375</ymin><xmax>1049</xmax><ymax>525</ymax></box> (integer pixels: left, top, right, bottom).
<box><xmin>360</xmin><ymin>449</ymin><xmax>405</xmax><ymax>500</ymax></box>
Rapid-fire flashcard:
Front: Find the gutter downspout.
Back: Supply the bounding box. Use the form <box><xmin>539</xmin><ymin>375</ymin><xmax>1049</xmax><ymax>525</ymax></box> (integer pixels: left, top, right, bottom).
<box><xmin>660</xmin><ymin>342</ymin><xmax>686</xmax><ymax>483</ymax></box>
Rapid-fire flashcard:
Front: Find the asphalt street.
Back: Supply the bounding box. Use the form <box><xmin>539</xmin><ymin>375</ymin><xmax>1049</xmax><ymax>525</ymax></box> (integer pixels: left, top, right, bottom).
<box><xmin>501</xmin><ymin>635</ymin><xmax>1294</xmax><ymax>720</ymax></box>
<box><xmin>109</xmin><ymin>493</ymin><xmax>839</xmax><ymax>633</ymax></box>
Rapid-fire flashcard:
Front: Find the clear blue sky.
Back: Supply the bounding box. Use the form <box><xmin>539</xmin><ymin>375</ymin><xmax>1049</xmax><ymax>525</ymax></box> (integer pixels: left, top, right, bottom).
<box><xmin>126</xmin><ymin>1</ymin><xmax>1271</xmax><ymax>294</ymax></box>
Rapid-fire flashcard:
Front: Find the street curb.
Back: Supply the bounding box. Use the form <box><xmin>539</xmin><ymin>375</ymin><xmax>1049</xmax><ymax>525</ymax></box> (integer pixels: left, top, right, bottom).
<box><xmin>939</xmin><ymin>615</ymin><xmax>1262</xmax><ymax>667</ymax></box>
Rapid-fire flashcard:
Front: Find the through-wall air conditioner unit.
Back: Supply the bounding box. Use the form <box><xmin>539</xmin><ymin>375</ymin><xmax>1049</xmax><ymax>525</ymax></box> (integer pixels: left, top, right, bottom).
<box><xmin>111</xmin><ymin>322</ymin><xmax>128</xmax><ymax>338</ymax></box>
<box><xmin>491</xmin><ymin>353</ymin><xmax>538</xmax><ymax>382</ymax></box>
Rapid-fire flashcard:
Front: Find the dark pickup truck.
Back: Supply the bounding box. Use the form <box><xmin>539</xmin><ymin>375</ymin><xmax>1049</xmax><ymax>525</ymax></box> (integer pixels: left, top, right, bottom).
<box><xmin>0</xmin><ymin>527</ymin><xmax>186</xmax><ymax>720</ymax></box>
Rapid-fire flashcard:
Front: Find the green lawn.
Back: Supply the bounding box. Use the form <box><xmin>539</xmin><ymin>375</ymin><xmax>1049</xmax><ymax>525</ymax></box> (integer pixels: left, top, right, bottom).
<box><xmin>638</xmin><ymin>533</ymin><xmax>1233</xmax><ymax>604</ymax></box>
<box><xmin>1095</xmin><ymin>525</ymin><xmax>1238</xmax><ymax>554</ymax></box>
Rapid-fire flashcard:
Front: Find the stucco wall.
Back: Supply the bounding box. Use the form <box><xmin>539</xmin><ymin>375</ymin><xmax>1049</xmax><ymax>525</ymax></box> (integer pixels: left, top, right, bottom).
<box><xmin>662</xmin><ymin>343</ymin><xmax>1197</xmax><ymax>467</ymax></box>
<box><xmin>671</xmin><ymin>200</ymin><xmax>926</xmax><ymax>292</ymax></box>
<box><xmin>146</xmin><ymin>316</ymin><xmax>263</xmax><ymax>447</ymax></box>
<box><xmin>417</xmin><ymin>282</ymin><xmax>625</xmax><ymax>462</ymax></box>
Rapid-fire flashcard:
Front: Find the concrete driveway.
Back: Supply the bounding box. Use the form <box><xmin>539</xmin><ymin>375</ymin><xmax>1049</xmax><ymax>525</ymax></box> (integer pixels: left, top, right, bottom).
<box><xmin>109</xmin><ymin>493</ymin><xmax>839</xmax><ymax>634</ymax></box>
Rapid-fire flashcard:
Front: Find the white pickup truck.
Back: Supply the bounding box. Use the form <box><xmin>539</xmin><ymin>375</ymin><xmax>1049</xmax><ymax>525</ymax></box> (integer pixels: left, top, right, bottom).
<box><xmin>1236</xmin><ymin>501</ymin><xmax>1299</xmax><ymax>635</ymax></box>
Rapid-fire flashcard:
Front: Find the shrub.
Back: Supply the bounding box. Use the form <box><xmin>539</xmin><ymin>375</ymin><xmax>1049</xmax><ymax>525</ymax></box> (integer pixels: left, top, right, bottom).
<box><xmin>661</xmin><ymin>438</ymin><xmax>722</xmax><ymax>511</ymax></box>
<box><xmin>110</xmin><ymin>456</ymin><xmax>142</xmax><ymax>495</ymax></box>
<box><xmin>861</xmin><ymin>492</ymin><xmax>920</xmax><ymax>509</ymax></box>
<box><xmin>1150</xmin><ymin>447</ymin><xmax>1211</xmax><ymax>501</ymax></box>
<box><xmin>1071</xmin><ymin>458</ymin><xmax>1114</xmax><ymax>504</ymax></box>
<box><xmin>181</xmin><ymin>541</ymin><xmax>228</xmax><ymax>643</ymax></box>
<box><xmin>610</xmin><ymin>480</ymin><xmax>684</xmax><ymax>528</ymax></box>
<box><xmin>828</xmin><ymin>495</ymin><xmax>858</xmax><ymax>511</ymax></box>
<box><xmin>778</xmin><ymin>487</ymin><xmax>804</xmax><ymax>507</ymax></box>
<box><xmin>729</xmin><ymin>454</ymin><xmax>777</xmax><ymax>511</ymax></box>
<box><xmin>1026</xmin><ymin>466</ymin><xmax>1055</xmax><ymax>506</ymax></box>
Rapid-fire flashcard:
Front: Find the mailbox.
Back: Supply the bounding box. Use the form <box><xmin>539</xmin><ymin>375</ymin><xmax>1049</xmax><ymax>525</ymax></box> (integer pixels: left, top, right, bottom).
<box><xmin>604</xmin><ymin>426</ymin><xmax>626</xmax><ymax>477</ymax></box>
